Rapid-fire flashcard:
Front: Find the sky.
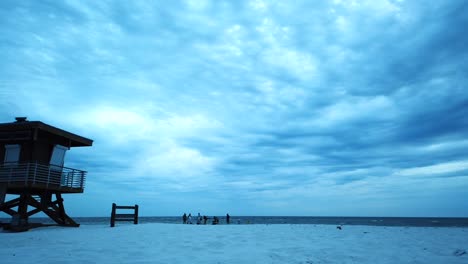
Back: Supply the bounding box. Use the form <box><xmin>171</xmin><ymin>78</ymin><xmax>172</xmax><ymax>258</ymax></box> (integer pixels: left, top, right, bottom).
<box><xmin>1</xmin><ymin>0</ymin><xmax>468</xmax><ymax>217</ymax></box>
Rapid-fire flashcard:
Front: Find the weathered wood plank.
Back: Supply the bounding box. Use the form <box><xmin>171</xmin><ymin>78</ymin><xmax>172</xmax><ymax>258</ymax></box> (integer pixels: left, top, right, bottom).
<box><xmin>115</xmin><ymin>213</ymin><xmax>137</xmax><ymax>218</ymax></box>
<box><xmin>115</xmin><ymin>205</ymin><xmax>137</xmax><ymax>209</ymax></box>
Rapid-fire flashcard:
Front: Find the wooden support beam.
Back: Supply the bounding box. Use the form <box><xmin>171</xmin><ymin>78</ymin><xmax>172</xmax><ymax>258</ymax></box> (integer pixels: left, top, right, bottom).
<box><xmin>1</xmin><ymin>207</ymin><xmax>17</xmax><ymax>216</ymax></box>
<box><xmin>41</xmin><ymin>192</ymin><xmax>52</xmax><ymax>207</ymax></box>
<box><xmin>48</xmin><ymin>193</ymin><xmax>79</xmax><ymax>227</ymax></box>
<box><xmin>115</xmin><ymin>205</ymin><xmax>137</xmax><ymax>210</ymax></box>
<box><xmin>1</xmin><ymin>192</ymin><xmax>80</xmax><ymax>231</ymax></box>
<box><xmin>110</xmin><ymin>203</ymin><xmax>116</xmax><ymax>227</ymax></box>
<box><xmin>0</xmin><ymin>196</ymin><xmax>20</xmax><ymax>216</ymax></box>
<box><xmin>0</xmin><ymin>197</ymin><xmax>20</xmax><ymax>208</ymax></box>
<box><xmin>17</xmin><ymin>193</ymin><xmax>29</xmax><ymax>225</ymax></box>
<box><xmin>27</xmin><ymin>207</ymin><xmax>42</xmax><ymax>217</ymax></box>
<box><xmin>0</xmin><ymin>183</ymin><xmax>7</xmax><ymax>204</ymax></box>
<box><xmin>134</xmin><ymin>205</ymin><xmax>139</xmax><ymax>225</ymax></box>
<box><xmin>27</xmin><ymin>195</ymin><xmax>63</xmax><ymax>225</ymax></box>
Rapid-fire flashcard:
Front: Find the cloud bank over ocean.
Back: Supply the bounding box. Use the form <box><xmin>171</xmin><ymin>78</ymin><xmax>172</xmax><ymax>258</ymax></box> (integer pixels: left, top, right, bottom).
<box><xmin>1</xmin><ymin>0</ymin><xmax>467</xmax><ymax>216</ymax></box>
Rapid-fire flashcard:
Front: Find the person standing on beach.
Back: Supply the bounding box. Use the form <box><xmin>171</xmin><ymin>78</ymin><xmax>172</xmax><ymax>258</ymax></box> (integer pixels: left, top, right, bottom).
<box><xmin>226</xmin><ymin>213</ymin><xmax>230</xmax><ymax>224</ymax></box>
<box><xmin>197</xmin><ymin>213</ymin><xmax>202</xmax><ymax>225</ymax></box>
<box><xmin>183</xmin><ymin>213</ymin><xmax>187</xmax><ymax>224</ymax></box>
<box><xmin>188</xmin><ymin>213</ymin><xmax>192</xmax><ymax>224</ymax></box>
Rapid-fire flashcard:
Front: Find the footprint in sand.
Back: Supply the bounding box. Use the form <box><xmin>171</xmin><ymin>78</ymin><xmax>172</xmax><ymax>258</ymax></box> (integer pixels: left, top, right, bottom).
<box><xmin>453</xmin><ymin>249</ymin><xmax>466</xmax><ymax>256</ymax></box>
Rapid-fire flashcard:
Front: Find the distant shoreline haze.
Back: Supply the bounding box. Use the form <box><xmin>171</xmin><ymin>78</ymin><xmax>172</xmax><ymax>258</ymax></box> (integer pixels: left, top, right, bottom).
<box><xmin>2</xmin><ymin>216</ymin><xmax>467</xmax><ymax>227</ymax></box>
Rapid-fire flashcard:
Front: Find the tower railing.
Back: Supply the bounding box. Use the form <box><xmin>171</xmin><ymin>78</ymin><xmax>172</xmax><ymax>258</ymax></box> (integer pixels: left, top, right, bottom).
<box><xmin>0</xmin><ymin>162</ymin><xmax>87</xmax><ymax>191</ymax></box>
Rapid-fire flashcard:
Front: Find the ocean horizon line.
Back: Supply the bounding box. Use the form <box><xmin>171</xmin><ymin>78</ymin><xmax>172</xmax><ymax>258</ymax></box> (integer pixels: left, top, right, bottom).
<box><xmin>31</xmin><ymin>215</ymin><xmax>468</xmax><ymax>218</ymax></box>
<box><xmin>3</xmin><ymin>215</ymin><xmax>466</xmax><ymax>227</ymax></box>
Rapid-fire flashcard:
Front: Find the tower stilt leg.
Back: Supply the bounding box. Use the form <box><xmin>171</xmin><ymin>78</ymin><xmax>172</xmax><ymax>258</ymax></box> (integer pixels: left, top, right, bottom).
<box><xmin>0</xmin><ymin>192</ymin><xmax>79</xmax><ymax>232</ymax></box>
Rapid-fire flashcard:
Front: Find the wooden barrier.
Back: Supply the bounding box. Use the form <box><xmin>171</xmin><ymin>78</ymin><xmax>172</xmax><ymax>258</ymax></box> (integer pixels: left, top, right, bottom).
<box><xmin>110</xmin><ymin>203</ymin><xmax>139</xmax><ymax>227</ymax></box>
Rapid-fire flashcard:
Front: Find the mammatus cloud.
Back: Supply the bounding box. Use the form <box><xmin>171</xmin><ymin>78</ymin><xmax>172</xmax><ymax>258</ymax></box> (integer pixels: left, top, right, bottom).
<box><xmin>1</xmin><ymin>0</ymin><xmax>467</xmax><ymax>216</ymax></box>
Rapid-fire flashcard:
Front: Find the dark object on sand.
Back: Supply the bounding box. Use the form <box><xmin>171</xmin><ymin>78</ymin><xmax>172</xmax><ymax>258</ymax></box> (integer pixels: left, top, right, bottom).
<box><xmin>0</xmin><ymin>117</ymin><xmax>93</xmax><ymax>232</ymax></box>
<box><xmin>110</xmin><ymin>203</ymin><xmax>139</xmax><ymax>227</ymax></box>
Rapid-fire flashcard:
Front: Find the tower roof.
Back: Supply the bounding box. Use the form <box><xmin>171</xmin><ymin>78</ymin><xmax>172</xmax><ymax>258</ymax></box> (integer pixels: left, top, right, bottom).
<box><xmin>0</xmin><ymin>118</ymin><xmax>93</xmax><ymax>147</ymax></box>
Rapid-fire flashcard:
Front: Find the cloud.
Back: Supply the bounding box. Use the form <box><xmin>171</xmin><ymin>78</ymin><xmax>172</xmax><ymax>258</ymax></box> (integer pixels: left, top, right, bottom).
<box><xmin>1</xmin><ymin>0</ymin><xmax>468</xmax><ymax>216</ymax></box>
<box><xmin>395</xmin><ymin>160</ymin><xmax>468</xmax><ymax>178</ymax></box>
<box><xmin>136</xmin><ymin>140</ymin><xmax>218</xmax><ymax>180</ymax></box>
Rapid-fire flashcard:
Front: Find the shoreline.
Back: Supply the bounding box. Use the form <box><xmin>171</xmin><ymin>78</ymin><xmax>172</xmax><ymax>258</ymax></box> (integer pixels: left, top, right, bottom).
<box><xmin>3</xmin><ymin>215</ymin><xmax>467</xmax><ymax>228</ymax></box>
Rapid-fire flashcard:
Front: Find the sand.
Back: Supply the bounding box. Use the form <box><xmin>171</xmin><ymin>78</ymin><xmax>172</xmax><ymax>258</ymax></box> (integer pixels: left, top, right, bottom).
<box><xmin>1</xmin><ymin>223</ymin><xmax>467</xmax><ymax>263</ymax></box>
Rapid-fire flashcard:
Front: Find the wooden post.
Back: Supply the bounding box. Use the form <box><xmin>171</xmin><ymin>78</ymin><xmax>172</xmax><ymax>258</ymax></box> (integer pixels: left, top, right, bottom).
<box><xmin>110</xmin><ymin>203</ymin><xmax>116</xmax><ymax>227</ymax></box>
<box><xmin>0</xmin><ymin>183</ymin><xmax>7</xmax><ymax>205</ymax></box>
<box><xmin>134</xmin><ymin>204</ymin><xmax>139</xmax><ymax>225</ymax></box>
<box><xmin>56</xmin><ymin>193</ymin><xmax>66</xmax><ymax>223</ymax></box>
<box><xmin>12</xmin><ymin>193</ymin><xmax>30</xmax><ymax>231</ymax></box>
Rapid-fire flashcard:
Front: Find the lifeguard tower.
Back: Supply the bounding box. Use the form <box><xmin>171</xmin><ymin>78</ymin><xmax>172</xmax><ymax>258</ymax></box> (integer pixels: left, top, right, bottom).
<box><xmin>0</xmin><ymin>117</ymin><xmax>93</xmax><ymax>231</ymax></box>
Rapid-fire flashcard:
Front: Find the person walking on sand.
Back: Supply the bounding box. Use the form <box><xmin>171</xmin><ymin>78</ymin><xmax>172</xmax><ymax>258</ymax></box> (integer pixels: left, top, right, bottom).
<box><xmin>226</xmin><ymin>213</ymin><xmax>230</xmax><ymax>224</ymax></box>
<box><xmin>183</xmin><ymin>213</ymin><xmax>187</xmax><ymax>224</ymax></box>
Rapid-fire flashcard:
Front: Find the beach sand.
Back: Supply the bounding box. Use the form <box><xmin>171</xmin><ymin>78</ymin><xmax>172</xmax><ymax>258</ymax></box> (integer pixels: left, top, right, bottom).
<box><xmin>1</xmin><ymin>223</ymin><xmax>467</xmax><ymax>263</ymax></box>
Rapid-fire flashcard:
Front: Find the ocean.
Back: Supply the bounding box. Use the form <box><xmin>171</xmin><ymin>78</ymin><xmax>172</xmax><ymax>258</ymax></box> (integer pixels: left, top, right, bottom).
<box><xmin>7</xmin><ymin>216</ymin><xmax>467</xmax><ymax>227</ymax></box>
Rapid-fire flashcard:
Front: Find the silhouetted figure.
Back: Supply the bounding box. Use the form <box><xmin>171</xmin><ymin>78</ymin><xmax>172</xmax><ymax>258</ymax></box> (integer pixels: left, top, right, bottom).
<box><xmin>197</xmin><ymin>213</ymin><xmax>202</xmax><ymax>225</ymax></box>
<box><xmin>203</xmin><ymin>215</ymin><xmax>208</xmax><ymax>225</ymax></box>
<box><xmin>212</xmin><ymin>216</ymin><xmax>219</xmax><ymax>225</ymax></box>
<box><xmin>183</xmin><ymin>213</ymin><xmax>187</xmax><ymax>224</ymax></box>
<box><xmin>188</xmin><ymin>213</ymin><xmax>192</xmax><ymax>224</ymax></box>
<box><xmin>226</xmin><ymin>213</ymin><xmax>230</xmax><ymax>224</ymax></box>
